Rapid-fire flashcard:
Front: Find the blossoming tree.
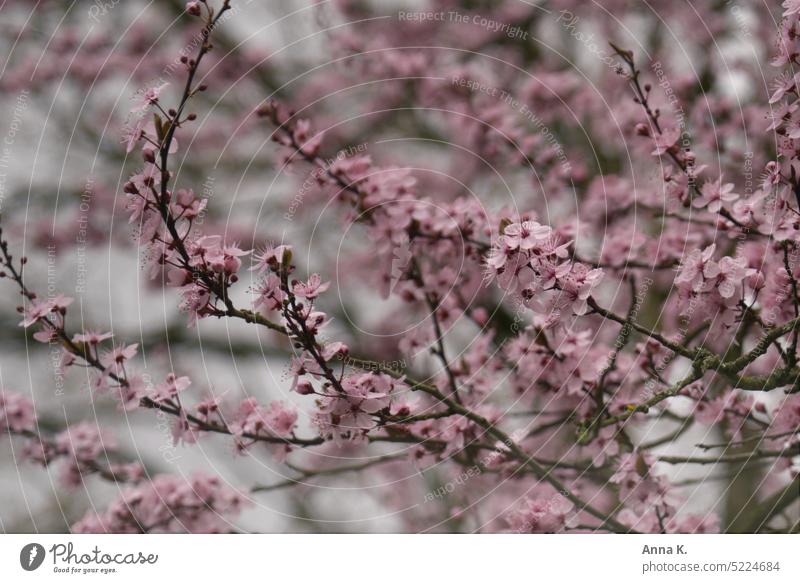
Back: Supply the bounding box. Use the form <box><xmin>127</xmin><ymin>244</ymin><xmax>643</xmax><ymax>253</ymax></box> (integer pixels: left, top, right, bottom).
<box><xmin>0</xmin><ymin>0</ymin><xmax>798</xmax><ymax>533</ymax></box>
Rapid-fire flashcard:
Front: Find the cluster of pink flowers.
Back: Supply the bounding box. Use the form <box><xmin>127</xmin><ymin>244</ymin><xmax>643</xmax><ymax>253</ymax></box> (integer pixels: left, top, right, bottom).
<box><xmin>674</xmin><ymin>244</ymin><xmax>757</xmax><ymax>333</ymax></box>
<box><xmin>487</xmin><ymin>219</ymin><xmax>602</xmax><ymax>319</ymax></box>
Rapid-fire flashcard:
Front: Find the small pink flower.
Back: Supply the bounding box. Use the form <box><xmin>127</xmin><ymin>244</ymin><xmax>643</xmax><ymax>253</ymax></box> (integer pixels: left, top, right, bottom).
<box><xmin>694</xmin><ymin>179</ymin><xmax>739</xmax><ymax>213</ymax></box>
<box><xmin>100</xmin><ymin>344</ymin><xmax>139</xmax><ymax>377</ymax></box>
<box><xmin>503</xmin><ymin>221</ymin><xmax>551</xmax><ymax>251</ymax></box>
<box><xmin>73</xmin><ymin>330</ymin><xmax>114</xmax><ymax>345</ymax></box>
<box><xmin>131</xmin><ymin>83</ymin><xmax>168</xmax><ymax>114</ymax></box>
<box><xmin>650</xmin><ymin>126</ymin><xmax>680</xmax><ymax>156</ymax></box>
<box><xmin>151</xmin><ymin>373</ymin><xmax>191</xmax><ymax>402</ymax></box>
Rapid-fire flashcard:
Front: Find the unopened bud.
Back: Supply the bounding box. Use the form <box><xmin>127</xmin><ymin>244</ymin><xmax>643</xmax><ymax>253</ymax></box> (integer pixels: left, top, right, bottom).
<box><xmin>186</xmin><ymin>2</ymin><xmax>201</xmax><ymax>16</ymax></box>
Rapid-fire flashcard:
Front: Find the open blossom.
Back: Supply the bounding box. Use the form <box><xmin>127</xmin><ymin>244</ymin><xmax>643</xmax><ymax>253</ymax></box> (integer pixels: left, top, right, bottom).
<box><xmin>715</xmin><ymin>256</ymin><xmax>753</xmax><ymax>298</ymax></box>
<box><xmin>263</xmin><ymin>401</ymin><xmax>298</xmax><ymax>436</ymax></box>
<box><xmin>117</xmin><ymin>376</ymin><xmax>148</xmax><ymax>411</ymax></box>
<box><xmin>503</xmin><ymin>220</ymin><xmax>552</xmax><ymax>251</ymax></box>
<box><xmin>171</xmin><ymin>188</ymin><xmax>207</xmax><ymax>219</ymax></box>
<box><xmin>675</xmin><ymin>244</ymin><xmax>718</xmax><ymax>292</ymax></box>
<box><xmin>100</xmin><ymin>343</ymin><xmax>139</xmax><ymax>378</ymax></box>
<box><xmin>250</xmin><ymin>244</ymin><xmax>292</xmax><ymax>274</ymax></box>
<box><xmin>185</xmin><ymin>236</ymin><xmax>250</xmax><ymax>277</ymax></box>
<box><xmin>771</xmin><ymin>394</ymin><xmax>800</xmax><ymax>434</ymax></box>
<box><xmin>19</xmin><ymin>295</ymin><xmax>73</xmax><ymax>328</ymax></box>
<box><xmin>611</xmin><ymin>452</ymin><xmax>682</xmax><ymax>516</ymax></box>
<box><xmin>123</xmin><ymin>115</ymin><xmax>148</xmax><ymax>153</ymax></box>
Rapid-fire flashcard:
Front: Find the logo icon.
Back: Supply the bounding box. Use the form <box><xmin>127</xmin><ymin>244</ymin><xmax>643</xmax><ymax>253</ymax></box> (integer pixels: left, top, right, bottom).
<box><xmin>20</xmin><ymin>543</ymin><xmax>46</xmax><ymax>571</ymax></box>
